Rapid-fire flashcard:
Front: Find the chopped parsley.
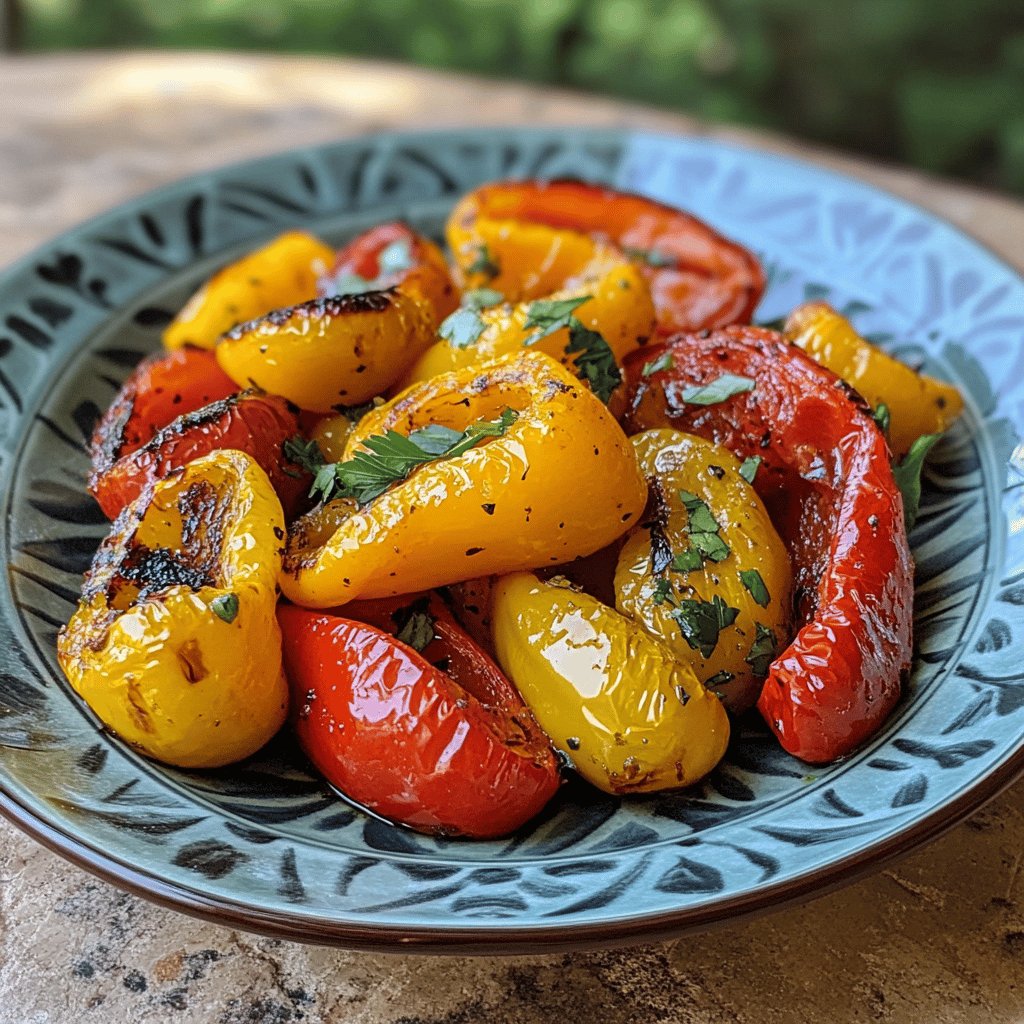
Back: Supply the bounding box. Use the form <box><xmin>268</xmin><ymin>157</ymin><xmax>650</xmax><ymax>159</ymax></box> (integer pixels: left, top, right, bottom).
<box><xmin>740</xmin><ymin>568</ymin><xmax>771</xmax><ymax>608</ymax></box>
<box><xmin>461</xmin><ymin>287</ymin><xmax>504</xmax><ymax>309</ymax></box>
<box><xmin>293</xmin><ymin>407</ymin><xmax>519</xmax><ymax>506</ymax></box>
<box><xmin>334</xmin><ymin>397</ymin><xmax>383</xmax><ymax>421</ymax></box>
<box><xmin>738</xmin><ymin>455</ymin><xmax>762</xmax><ymax>484</ymax></box>
<box><xmin>671</xmin><ymin>549</ymin><xmax>703</xmax><ymax>573</ymax></box>
<box><xmin>872</xmin><ymin>402</ymin><xmax>891</xmax><ymax>437</ymax></box>
<box><xmin>467</xmin><ymin>243</ymin><xmax>500</xmax><ymax>279</ymax></box>
<box><xmin>705</xmin><ymin>670</ymin><xmax>735</xmax><ymax>688</ymax></box>
<box><xmin>680</xmin><ymin>373</ymin><xmax>756</xmax><ymax>406</ymax></box>
<box><xmin>324</xmin><ymin>238</ymin><xmax>415</xmax><ymax>296</ymax></box>
<box><xmin>745</xmin><ymin>622</ymin><xmax>778</xmax><ymax>676</ymax></box>
<box><xmin>641</xmin><ymin>352</ymin><xmax>674</xmax><ymax>378</ymax></box>
<box><xmin>392</xmin><ymin>599</ymin><xmax>436</xmax><ymax>653</ymax></box>
<box><xmin>893</xmin><ymin>433</ymin><xmax>941</xmax><ymax>531</ymax></box>
<box><xmin>678</xmin><ymin>489</ymin><xmax>730</xmax><ymax>563</ymax></box>
<box><xmin>671</xmin><ymin>594</ymin><xmax>739</xmax><ymax>659</ymax></box>
<box><xmin>522</xmin><ymin>295</ymin><xmax>621</xmax><ymax>404</ymax></box>
<box><xmin>652</xmin><ymin>577</ymin><xmax>675</xmax><ymax>605</ymax></box>
<box><xmin>283</xmin><ymin>435</ymin><xmax>325</xmax><ymax>476</ymax></box>
<box><xmin>623</xmin><ymin>245</ymin><xmax>676</xmax><ymax>268</ymax></box>
<box><xmin>210</xmin><ymin>593</ymin><xmax>239</xmax><ymax>624</ymax></box>
<box><xmin>439</xmin><ymin>306</ymin><xmax>486</xmax><ymax>348</ymax></box>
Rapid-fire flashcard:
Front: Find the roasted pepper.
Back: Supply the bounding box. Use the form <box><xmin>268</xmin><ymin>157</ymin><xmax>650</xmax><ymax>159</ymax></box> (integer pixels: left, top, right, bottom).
<box><xmin>164</xmin><ymin>231</ymin><xmax>334</xmax><ymax>350</ymax></box>
<box><xmin>89</xmin><ymin>347</ymin><xmax>239</xmax><ymax>475</ymax></box>
<box><xmin>215</xmin><ymin>290</ymin><xmax>436</xmax><ymax>412</ymax></box>
<box><xmin>448</xmin><ymin>180</ymin><xmax>764</xmax><ymax>335</ymax></box>
<box><xmin>321</xmin><ymin>221</ymin><xmax>459</xmax><ymax>327</ymax></box>
<box><xmin>491</xmin><ymin>572</ymin><xmax>730</xmax><ymax>793</ymax></box>
<box><xmin>784</xmin><ymin>301</ymin><xmax>964</xmax><ymax>457</ymax></box>
<box><xmin>625</xmin><ymin>326</ymin><xmax>913</xmax><ymax>763</ymax></box>
<box><xmin>281</xmin><ymin>350</ymin><xmax>647</xmax><ymax>607</ymax></box>
<box><xmin>89</xmin><ymin>391</ymin><xmax>308</xmax><ymax>521</ymax></box>
<box><xmin>402</xmin><ymin>254</ymin><xmax>654</xmax><ymax>399</ymax></box>
<box><xmin>58</xmin><ymin>450</ymin><xmax>289</xmax><ymax>768</ymax></box>
<box><xmin>616</xmin><ymin>429</ymin><xmax>792</xmax><ymax>713</ymax></box>
<box><xmin>279</xmin><ymin>595</ymin><xmax>560</xmax><ymax>837</ymax></box>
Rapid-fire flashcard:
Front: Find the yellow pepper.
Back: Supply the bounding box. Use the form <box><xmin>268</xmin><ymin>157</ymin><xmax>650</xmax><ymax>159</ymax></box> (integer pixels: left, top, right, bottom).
<box><xmin>280</xmin><ymin>350</ymin><xmax>648</xmax><ymax>607</ymax></box>
<box><xmin>215</xmin><ymin>289</ymin><xmax>436</xmax><ymax>412</ymax></box>
<box><xmin>402</xmin><ymin>255</ymin><xmax>654</xmax><ymax>392</ymax></box>
<box><xmin>784</xmin><ymin>301</ymin><xmax>964</xmax><ymax>457</ymax></box>
<box><xmin>491</xmin><ymin>572</ymin><xmax>730</xmax><ymax>794</ymax></box>
<box><xmin>310</xmin><ymin>411</ymin><xmax>360</xmax><ymax>463</ymax></box>
<box><xmin>615</xmin><ymin>430</ymin><xmax>792</xmax><ymax>713</ymax></box>
<box><xmin>164</xmin><ymin>231</ymin><xmax>334</xmax><ymax>351</ymax></box>
<box><xmin>57</xmin><ymin>450</ymin><xmax>288</xmax><ymax>768</ymax></box>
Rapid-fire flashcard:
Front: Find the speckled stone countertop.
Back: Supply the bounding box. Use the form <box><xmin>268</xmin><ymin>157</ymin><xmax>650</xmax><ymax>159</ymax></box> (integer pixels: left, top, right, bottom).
<box><xmin>2</xmin><ymin>51</ymin><xmax>1024</xmax><ymax>1024</ymax></box>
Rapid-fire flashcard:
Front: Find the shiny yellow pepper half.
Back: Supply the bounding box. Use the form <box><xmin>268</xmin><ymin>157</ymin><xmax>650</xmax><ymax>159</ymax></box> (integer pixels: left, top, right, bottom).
<box><xmin>57</xmin><ymin>450</ymin><xmax>289</xmax><ymax>768</ymax></box>
<box><xmin>280</xmin><ymin>349</ymin><xmax>648</xmax><ymax>607</ymax></box>
<box><xmin>491</xmin><ymin>572</ymin><xmax>730</xmax><ymax>794</ymax></box>
<box><xmin>164</xmin><ymin>230</ymin><xmax>334</xmax><ymax>351</ymax></box>
<box><xmin>785</xmin><ymin>301</ymin><xmax>964</xmax><ymax>457</ymax></box>
<box><xmin>402</xmin><ymin>253</ymin><xmax>654</xmax><ymax>393</ymax></box>
<box><xmin>615</xmin><ymin>429</ymin><xmax>792</xmax><ymax>714</ymax></box>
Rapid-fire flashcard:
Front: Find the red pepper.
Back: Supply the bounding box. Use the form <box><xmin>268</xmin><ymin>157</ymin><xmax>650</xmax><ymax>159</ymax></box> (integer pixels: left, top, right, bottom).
<box><xmin>90</xmin><ymin>347</ymin><xmax>238</xmax><ymax>474</ymax></box>
<box><xmin>277</xmin><ymin>597</ymin><xmax>561</xmax><ymax>838</ymax></box>
<box><xmin>453</xmin><ymin>180</ymin><xmax>764</xmax><ymax>335</ymax></box>
<box><xmin>624</xmin><ymin>326</ymin><xmax>913</xmax><ymax>763</ymax></box>
<box><xmin>89</xmin><ymin>391</ymin><xmax>308</xmax><ymax>520</ymax></box>
<box><xmin>322</xmin><ymin>221</ymin><xmax>458</xmax><ymax>327</ymax></box>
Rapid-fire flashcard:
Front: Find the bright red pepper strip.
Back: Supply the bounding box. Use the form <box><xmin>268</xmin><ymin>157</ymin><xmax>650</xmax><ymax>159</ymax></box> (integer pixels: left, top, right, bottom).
<box><xmin>278</xmin><ymin>598</ymin><xmax>561</xmax><ymax>838</ymax></box>
<box><xmin>625</xmin><ymin>326</ymin><xmax>913</xmax><ymax>763</ymax></box>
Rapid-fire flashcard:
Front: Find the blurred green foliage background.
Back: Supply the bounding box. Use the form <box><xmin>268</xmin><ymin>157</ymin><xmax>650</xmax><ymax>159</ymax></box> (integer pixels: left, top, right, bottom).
<box><xmin>19</xmin><ymin>0</ymin><xmax>1024</xmax><ymax>194</ymax></box>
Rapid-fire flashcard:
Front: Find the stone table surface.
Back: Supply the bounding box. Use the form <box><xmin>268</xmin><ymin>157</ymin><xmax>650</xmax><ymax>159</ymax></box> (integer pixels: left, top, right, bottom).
<box><xmin>1</xmin><ymin>50</ymin><xmax>1024</xmax><ymax>1024</ymax></box>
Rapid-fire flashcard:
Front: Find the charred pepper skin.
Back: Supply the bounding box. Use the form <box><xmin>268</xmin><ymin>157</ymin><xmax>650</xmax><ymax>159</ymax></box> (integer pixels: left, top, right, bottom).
<box><xmin>447</xmin><ymin>179</ymin><xmax>765</xmax><ymax>335</ymax></box>
<box><xmin>278</xmin><ymin>599</ymin><xmax>560</xmax><ymax>838</ymax></box>
<box><xmin>281</xmin><ymin>350</ymin><xmax>648</xmax><ymax>608</ymax></box>
<box><xmin>164</xmin><ymin>230</ymin><xmax>334</xmax><ymax>351</ymax></box>
<box><xmin>58</xmin><ymin>451</ymin><xmax>289</xmax><ymax>768</ymax></box>
<box><xmin>89</xmin><ymin>391</ymin><xmax>308</xmax><ymax>521</ymax></box>
<box><xmin>625</xmin><ymin>326</ymin><xmax>914</xmax><ymax>763</ymax></box>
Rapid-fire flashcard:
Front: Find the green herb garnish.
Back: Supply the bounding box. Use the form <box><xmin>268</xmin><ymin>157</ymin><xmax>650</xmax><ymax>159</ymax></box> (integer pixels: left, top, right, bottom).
<box><xmin>872</xmin><ymin>402</ymin><xmax>891</xmax><ymax>437</ymax></box>
<box><xmin>680</xmin><ymin>373</ymin><xmax>755</xmax><ymax>406</ymax></box>
<box><xmin>677</xmin><ymin>489</ymin><xmax>729</xmax><ymax>563</ymax></box>
<box><xmin>523</xmin><ymin>296</ymin><xmax>592</xmax><ymax>343</ymax></box>
<box><xmin>893</xmin><ymin>433</ymin><xmax>940</xmax><ymax>531</ymax></box>
<box><xmin>671</xmin><ymin>549</ymin><xmax>703</xmax><ymax>573</ymax></box>
<box><xmin>393</xmin><ymin>604</ymin><xmax>436</xmax><ymax>653</ymax></box>
<box><xmin>210</xmin><ymin>593</ymin><xmax>239</xmax><ymax>624</ymax></box>
<box><xmin>738</xmin><ymin>455</ymin><xmax>762</xmax><ymax>484</ymax></box>
<box><xmin>740</xmin><ymin>568</ymin><xmax>771</xmax><ymax>607</ymax></box>
<box><xmin>439</xmin><ymin>306</ymin><xmax>486</xmax><ymax>348</ymax></box>
<box><xmin>311</xmin><ymin>408</ymin><xmax>518</xmax><ymax>506</ymax></box>
<box><xmin>283</xmin><ymin>435</ymin><xmax>325</xmax><ymax>477</ymax></box>
<box><xmin>745</xmin><ymin>622</ymin><xmax>778</xmax><ymax>676</ymax></box>
<box><xmin>467</xmin><ymin>243</ymin><xmax>499</xmax><ymax>279</ymax></box>
<box><xmin>652</xmin><ymin>577</ymin><xmax>675</xmax><ymax>605</ymax></box>
<box><xmin>705</xmin><ymin>670</ymin><xmax>735</xmax><ymax>688</ymax></box>
<box><xmin>461</xmin><ymin>287</ymin><xmax>504</xmax><ymax>310</ymax></box>
<box><xmin>641</xmin><ymin>352</ymin><xmax>674</xmax><ymax>378</ymax></box>
<box><xmin>671</xmin><ymin>595</ymin><xmax>739</xmax><ymax>658</ymax></box>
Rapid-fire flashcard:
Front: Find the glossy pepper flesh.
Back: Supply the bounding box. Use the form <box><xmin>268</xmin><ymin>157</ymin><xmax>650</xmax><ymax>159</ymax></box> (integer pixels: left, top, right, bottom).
<box><xmin>58</xmin><ymin>450</ymin><xmax>289</xmax><ymax>768</ymax></box>
<box><xmin>89</xmin><ymin>390</ymin><xmax>309</xmax><ymax>521</ymax></box>
<box><xmin>447</xmin><ymin>179</ymin><xmax>765</xmax><ymax>335</ymax></box>
<box><xmin>625</xmin><ymin>326</ymin><xmax>913</xmax><ymax>763</ymax></box>
<box><xmin>491</xmin><ymin>572</ymin><xmax>730</xmax><ymax>794</ymax></box>
<box><xmin>278</xmin><ymin>599</ymin><xmax>560</xmax><ymax>838</ymax></box>
<box><xmin>281</xmin><ymin>350</ymin><xmax>648</xmax><ymax>607</ymax></box>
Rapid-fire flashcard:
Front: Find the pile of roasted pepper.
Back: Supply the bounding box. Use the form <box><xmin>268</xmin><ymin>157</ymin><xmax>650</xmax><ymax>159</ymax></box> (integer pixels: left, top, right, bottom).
<box><xmin>58</xmin><ymin>180</ymin><xmax>965</xmax><ymax>838</ymax></box>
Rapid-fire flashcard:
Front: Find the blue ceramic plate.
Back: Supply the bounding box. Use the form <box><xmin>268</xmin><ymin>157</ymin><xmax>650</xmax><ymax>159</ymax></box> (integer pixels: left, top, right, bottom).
<box><xmin>1</xmin><ymin>128</ymin><xmax>1023</xmax><ymax>953</ymax></box>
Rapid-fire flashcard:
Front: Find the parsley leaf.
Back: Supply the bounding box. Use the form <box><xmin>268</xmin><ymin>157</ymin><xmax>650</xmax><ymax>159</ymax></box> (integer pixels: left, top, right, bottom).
<box><xmin>523</xmin><ymin>296</ymin><xmax>592</xmax><ymax>344</ymax></box>
<box><xmin>672</xmin><ymin>595</ymin><xmax>739</xmax><ymax>658</ymax></box>
<box><xmin>210</xmin><ymin>593</ymin><xmax>239</xmax><ymax>624</ymax></box>
<box><xmin>705</xmin><ymin>670</ymin><xmax>735</xmax><ymax>688</ymax></box>
<box><xmin>467</xmin><ymin>243</ymin><xmax>499</xmax><ymax>279</ymax></box>
<box><xmin>315</xmin><ymin>408</ymin><xmax>519</xmax><ymax>506</ymax></box>
<box><xmin>623</xmin><ymin>245</ymin><xmax>676</xmax><ymax>268</ymax></box>
<box><xmin>745</xmin><ymin>623</ymin><xmax>778</xmax><ymax>676</ymax></box>
<box><xmin>439</xmin><ymin>306</ymin><xmax>486</xmax><ymax>348</ymax></box>
<box><xmin>641</xmin><ymin>352</ymin><xmax>674</xmax><ymax>378</ymax></box>
<box><xmin>677</xmin><ymin>490</ymin><xmax>730</xmax><ymax>563</ymax></box>
<box><xmin>393</xmin><ymin>600</ymin><xmax>436</xmax><ymax>653</ymax></box>
<box><xmin>872</xmin><ymin>402</ymin><xmax>891</xmax><ymax>437</ymax></box>
<box><xmin>738</xmin><ymin>455</ymin><xmax>762</xmax><ymax>484</ymax></box>
<box><xmin>461</xmin><ymin>287</ymin><xmax>504</xmax><ymax>309</ymax></box>
<box><xmin>740</xmin><ymin>568</ymin><xmax>771</xmax><ymax>607</ymax></box>
<box><xmin>283</xmin><ymin>435</ymin><xmax>326</xmax><ymax>476</ymax></box>
<box><xmin>565</xmin><ymin>322</ymin><xmax>621</xmax><ymax>404</ymax></box>
<box><xmin>892</xmin><ymin>433</ymin><xmax>941</xmax><ymax>531</ymax></box>
<box><xmin>334</xmin><ymin>398</ymin><xmax>383</xmax><ymax>421</ymax></box>
<box><xmin>680</xmin><ymin>373</ymin><xmax>756</xmax><ymax>406</ymax></box>
<box><xmin>671</xmin><ymin>549</ymin><xmax>703</xmax><ymax>573</ymax></box>
<box><xmin>377</xmin><ymin>238</ymin><xmax>415</xmax><ymax>276</ymax></box>
<box><xmin>652</xmin><ymin>577</ymin><xmax>675</xmax><ymax>605</ymax></box>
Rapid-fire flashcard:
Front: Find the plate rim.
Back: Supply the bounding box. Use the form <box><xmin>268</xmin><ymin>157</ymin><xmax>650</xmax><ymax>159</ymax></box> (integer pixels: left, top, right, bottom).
<box><xmin>2</xmin><ymin>123</ymin><xmax>1023</xmax><ymax>952</ymax></box>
